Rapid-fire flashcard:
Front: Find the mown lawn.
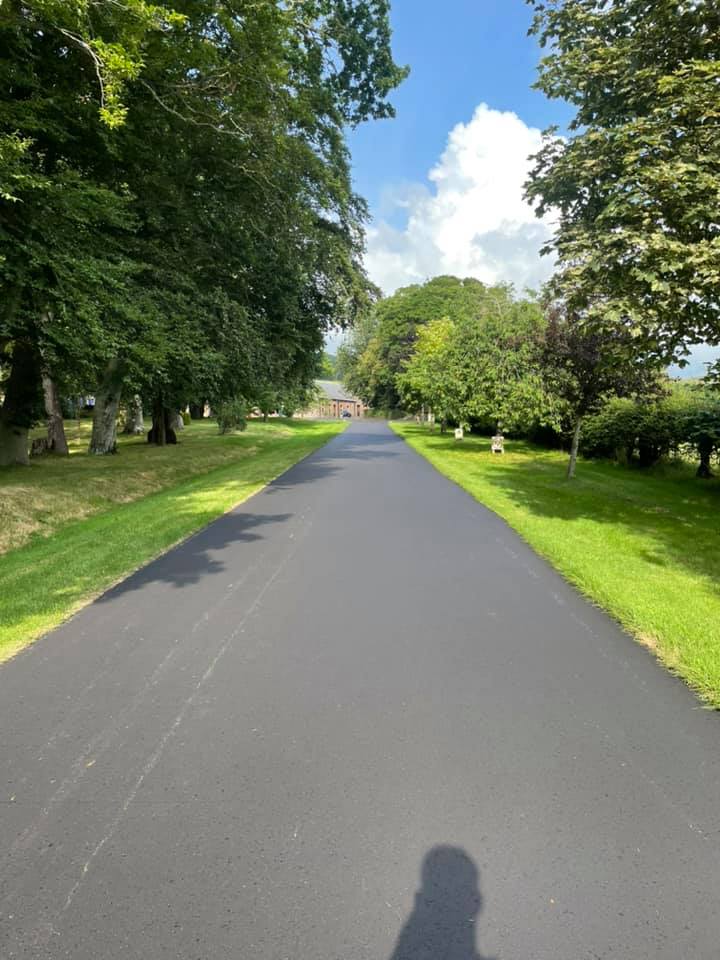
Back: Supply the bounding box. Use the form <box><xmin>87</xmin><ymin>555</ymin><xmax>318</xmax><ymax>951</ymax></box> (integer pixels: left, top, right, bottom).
<box><xmin>0</xmin><ymin>418</ymin><xmax>344</xmax><ymax>660</ymax></box>
<box><xmin>393</xmin><ymin>423</ymin><xmax>720</xmax><ymax>707</ymax></box>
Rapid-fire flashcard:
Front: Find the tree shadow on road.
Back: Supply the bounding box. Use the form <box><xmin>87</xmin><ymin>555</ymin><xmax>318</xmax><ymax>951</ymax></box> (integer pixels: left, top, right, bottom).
<box><xmin>388</xmin><ymin>846</ymin><xmax>495</xmax><ymax>960</ymax></box>
<box><xmin>264</xmin><ymin>426</ymin><xmax>401</xmax><ymax>494</ymax></box>
<box><xmin>97</xmin><ymin>512</ymin><xmax>293</xmax><ymax>597</ymax></box>
<box><xmin>97</xmin><ymin>425</ymin><xmax>403</xmax><ymax>597</ymax></box>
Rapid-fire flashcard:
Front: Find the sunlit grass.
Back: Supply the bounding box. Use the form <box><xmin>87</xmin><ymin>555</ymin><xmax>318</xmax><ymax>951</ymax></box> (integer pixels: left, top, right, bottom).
<box><xmin>393</xmin><ymin>423</ymin><xmax>720</xmax><ymax>707</ymax></box>
<box><xmin>0</xmin><ymin>419</ymin><xmax>344</xmax><ymax>659</ymax></box>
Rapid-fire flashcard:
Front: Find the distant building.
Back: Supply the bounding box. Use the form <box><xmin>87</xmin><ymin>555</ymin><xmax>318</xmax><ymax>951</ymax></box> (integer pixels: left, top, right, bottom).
<box><xmin>300</xmin><ymin>380</ymin><xmax>366</xmax><ymax>419</ymax></box>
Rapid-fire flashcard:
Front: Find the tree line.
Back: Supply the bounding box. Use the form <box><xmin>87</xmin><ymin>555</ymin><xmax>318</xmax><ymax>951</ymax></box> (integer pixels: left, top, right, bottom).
<box><xmin>339</xmin><ymin>272</ymin><xmax>719</xmax><ymax>479</ymax></box>
<box><xmin>0</xmin><ymin>0</ymin><xmax>406</xmax><ymax>465</ymax></box>
<box><xmin>340</xmin><ymin>0</ymin><xmax>720</xmax><ymax>478</ymax></box>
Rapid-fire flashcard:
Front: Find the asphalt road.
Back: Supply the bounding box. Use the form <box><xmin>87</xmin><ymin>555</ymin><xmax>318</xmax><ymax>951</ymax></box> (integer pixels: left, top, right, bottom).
<box><xmin>2</xmin><ymin>420</ymin><xmax>720</xmax><ymax>959</ymax></box>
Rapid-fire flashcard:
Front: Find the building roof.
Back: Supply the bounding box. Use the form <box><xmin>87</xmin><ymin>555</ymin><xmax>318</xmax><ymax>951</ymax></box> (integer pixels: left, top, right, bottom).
<box><xmin>315</xmin><ymin>380</ymin><xmax>362</xmax><ymax>403</ymax></box>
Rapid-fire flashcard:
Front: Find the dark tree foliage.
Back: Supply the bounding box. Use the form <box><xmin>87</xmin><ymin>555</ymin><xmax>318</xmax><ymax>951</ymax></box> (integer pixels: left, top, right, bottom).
<box><xmin>540</xmin><ymin>308</ymin><xmax>663</xmax><ymax>477</ymax></box>
<box><xmin>581</xmin><ymin>384</ymin><xmax>720</xmax><ymax>478</ymax></box>
<box><xmin>0</xmin><ymin>0</ymin><xmax>407</xmax><ymax>462</ymax></box>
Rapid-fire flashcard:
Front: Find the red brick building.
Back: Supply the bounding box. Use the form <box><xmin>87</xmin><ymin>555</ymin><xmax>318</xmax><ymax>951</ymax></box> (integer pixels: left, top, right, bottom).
<box><xmin>301</xmin><ymin>380</ymin><xmax>366</xmax><ymax>419</ymax></box>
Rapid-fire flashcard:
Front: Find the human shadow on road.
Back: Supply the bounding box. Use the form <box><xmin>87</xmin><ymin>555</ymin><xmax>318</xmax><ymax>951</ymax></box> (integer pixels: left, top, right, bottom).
<box><xmin>388</xmin><ymin>846</ymin><xmax>495</xmax><ymax>960</ymax></box>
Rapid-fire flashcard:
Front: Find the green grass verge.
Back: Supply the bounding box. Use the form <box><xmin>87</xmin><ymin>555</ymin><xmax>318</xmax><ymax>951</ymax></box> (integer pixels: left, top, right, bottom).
<box><xmin>0</xmin><ymin>419</ymin><xmax>344</xmax><ymax>660</ymax></box>
<box><xmin>392</xmin><ymin>422</ymin><xmax>720</xmax><ymax>707</ymax></box>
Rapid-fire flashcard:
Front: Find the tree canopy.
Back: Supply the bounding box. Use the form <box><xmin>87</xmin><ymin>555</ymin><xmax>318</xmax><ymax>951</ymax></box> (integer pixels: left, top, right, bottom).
<box><xmin>398</xmin><ymin>285</ymin><xmax>554</xmax><ymax>433</ymax></box>
<box><xmin>525</xmin><ymin>0</ymin><xmax>720</xmax><ymax>361</ymax></box>
<box><xmin>539</xmin><ymin>307</ymin><xmax>664</xmax><ymax>476</ymax></box>
<box><xmin>338</xmin><ymin>275</ymin><xmax>496</xmax><ymax>410</ymax></box>
<box><xmin>0</xmin><ymin>0</ymin><xmax>407</xmax><ymax>463</ymax></box>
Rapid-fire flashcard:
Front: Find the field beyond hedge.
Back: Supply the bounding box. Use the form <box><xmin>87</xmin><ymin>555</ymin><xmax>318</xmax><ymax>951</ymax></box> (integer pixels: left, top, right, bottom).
<box><xmin>393</xmin><ymin>423</ymin><xmax>720</xmax><ymax>708</ymax></box>
<box><xmin>0</xmin><ymin>418</ymin><xmax>344</xmax><ymax>660</ymax></box>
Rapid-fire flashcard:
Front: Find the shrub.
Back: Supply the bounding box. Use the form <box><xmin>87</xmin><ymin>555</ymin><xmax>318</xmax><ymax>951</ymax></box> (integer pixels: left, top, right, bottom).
<box><xmin>216</xmin><ymin>398</ymin><xmax>248</xmax><ymax>434</ymax></box>
<box><xmin>524</xmin><ymin>422</ymin><xmax>564</xmax><ymax>448</ymax></box>
<box><xmin>581</xmin><ymin>383</ymin><xmax>720</xmax><ymax>475</ymax></box>
<box><xmin>682</xmin><ymin>388</ymin><xmax>720</xmax><ymax>478</ymax></box>
<box><xmin>181</xmin><ymin>410</ymin><xmax>191</xmax><ymax>426</ymax></box>
<box><xmin>581</xmin><ymin>398</ymin><xmax>644</xmax><ymax>462</ymax></box>
<box><xmin>367</xmin><ymin>407</ymin><xmax>405</xmax><ymax>420</ymax></box>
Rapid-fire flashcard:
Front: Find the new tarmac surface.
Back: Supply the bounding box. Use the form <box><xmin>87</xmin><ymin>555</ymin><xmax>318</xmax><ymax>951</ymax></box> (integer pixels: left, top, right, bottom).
<box><xmin>2</xmin><ymin>420</ymin><xmax>719</xmax><ymax>959</ymax></box>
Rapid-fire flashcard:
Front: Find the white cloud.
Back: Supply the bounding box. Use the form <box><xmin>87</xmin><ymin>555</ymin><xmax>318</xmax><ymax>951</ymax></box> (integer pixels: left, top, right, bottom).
<box><xmin>364</xmin><ymin>103</ymin><xmax>555</xmax><ymax>295</ymax></box>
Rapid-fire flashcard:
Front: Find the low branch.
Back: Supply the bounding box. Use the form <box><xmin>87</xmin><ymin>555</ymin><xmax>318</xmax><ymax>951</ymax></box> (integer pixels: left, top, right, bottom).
<box><xmin>57</xmin><ymin>29</ymin><xmax>105</xmax><ymax>109</ymax></box>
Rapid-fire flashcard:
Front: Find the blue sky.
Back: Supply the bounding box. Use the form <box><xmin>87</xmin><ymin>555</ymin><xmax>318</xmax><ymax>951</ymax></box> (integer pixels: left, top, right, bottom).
<box><xmin>340</xmin><ymin>0</ymin><xmax>572</xmax><ymax>303</ymax></box>
<box><xmin>349</xmin><ymin>0</ymin><xmax>572</xmax><ymax>217</ymax></box>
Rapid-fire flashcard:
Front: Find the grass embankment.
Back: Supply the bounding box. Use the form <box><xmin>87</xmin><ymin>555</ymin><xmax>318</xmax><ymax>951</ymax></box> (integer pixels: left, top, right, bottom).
<box><xmin>393</xmin><ymin>423</ymin><xmax>720</xmax><ymax>707</ymax></box>
<box><xmin>0</xmin><ymin>418</ymin><xmax>344</xmax><ymax>660</ymax></box>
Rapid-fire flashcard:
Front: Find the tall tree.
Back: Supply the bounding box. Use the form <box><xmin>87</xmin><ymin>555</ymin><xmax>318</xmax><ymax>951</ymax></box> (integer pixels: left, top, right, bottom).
<box><xmin>0</xmin><ymin>1</ymin><xmax>170</xmax><ymax>461</ymax></box>
<box><xmin>449</xmin><ymin>290</ymin><xmax>553</xmax><ymax>433</ymax></box>
<box><xmin>397</xmin><ymin>318</ymin><xmax>457</xmax><ymax>427</ymax></box>
<box><xmin>0</xmin><ymin>1</ymin><xmax>407</xmax><ymax>461</ymax></box>
<box><xmin>341</xmin><ymin>276</ymin><xmax>493</xmax><ymax>410</ymax></box>
<box><xmin>398</xmin><ymin>284</ymin><xmax>557</xmax><ymax>434</ymax></box>
<box><xmin>525</xmin><ymin>0</ymin><xmax>720</xmax><ymax>360</ymax></box>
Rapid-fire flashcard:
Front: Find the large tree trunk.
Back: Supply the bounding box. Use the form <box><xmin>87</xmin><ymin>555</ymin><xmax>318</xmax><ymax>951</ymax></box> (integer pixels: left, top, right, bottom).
<box><xmin>696</xmin><ymin>438</ymin><xmax>714</xmax><ymax>479</ymax></box>
<box><xmin>567</xmin><ymin>416</ymin><xmax>583</xmax><ymax>479</ymax></box>
<box><xmin>147</xmin><ymin>398</ymin><xmax>177</xmax><ymax>446</ymax></box>
<box><xmin>42</xmin><ymin>375</ymin><xmax>68</xmax><ymax>455</ymax></box>
<box><xmin>638</xmin><ymin>439</ymin><xmax>661</xmax><ymax>469</ymax></box>
<box><xmin>150</xmin><ymin>398</ymin><xmax>166</xmax><ymax>446</ymax></box>
<box><xmin>124</xmin><ymin>395</ymin><xmax>145</xmax><ymax>434</ymax></box>
<box><xmin>0</xmin><ymin>422</ymin><xmax>29</xmax><ymax>467</ymax></box>
<box><xmin>0</xmin><ymin>341</ymin><xmax>42</xmax><ymax>467</ymax></box>
<box><xmin>89</xmin><ymin>358</ymin><xmax>125</xmax><ymax>455</ymax></box>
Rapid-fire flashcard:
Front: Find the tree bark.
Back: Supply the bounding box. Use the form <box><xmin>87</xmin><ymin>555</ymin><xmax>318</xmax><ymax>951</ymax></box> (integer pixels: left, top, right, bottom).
<box><xmin>89</xmin><ymin>358</ymin><xmax>125</xmax><ymax>455</ymax></box>
<box><xmin>0</xmin><ymin>422</ymin><xmax>29</xmax><ymax>467</ymax></box>
<box><xmin>149</xmin><ymin>397</ymin><xmax>166</xmax><ymax>445</ymax></box>
<box><xmin>189</xmin><ymin>402</ymin><xmax>204</xmax><ymax>420</ymax></box>
<box><xmin>147</xmin><ymin>399</ymin><xmax>177</xmax><ymax>445</ymax></box>
<box><xmin>124</xmin><ymin>395</ymin><xmax>144</xmax><ymax>434</ymax></box>
<box><xmin>0</xmin><ymin>341</ymin><xmax>42</xmax><ymax>467</ymax></box>
<box><xmin>696</xmin><ymin>438</ymin><xmax>714</xmax><ymax>478</ymax></box>
<box><xmin>42</xmin><ymin>375</ymin><xmax>68</xmax><ymax>455</ymax></box>
<box><xmin>567</xmin><ymin>416</ymin><xmax>583</xmax><ymax>479</ymax></box>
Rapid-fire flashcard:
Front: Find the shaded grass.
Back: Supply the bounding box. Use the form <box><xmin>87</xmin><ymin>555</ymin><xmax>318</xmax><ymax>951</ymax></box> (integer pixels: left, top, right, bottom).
<box><xmin>393</xmin><ymin>423</ymin><xmax>720</xmax><ymax>707</ymax></box>
<box><xmin>2</xmin><ymin>418</ymin><xmax>309</xmax><ymax>555</ymax></box>
<box><xmin>0</xmin><ymin>419</ymin><xmax>344</xmax><ymax>659</ymax></box>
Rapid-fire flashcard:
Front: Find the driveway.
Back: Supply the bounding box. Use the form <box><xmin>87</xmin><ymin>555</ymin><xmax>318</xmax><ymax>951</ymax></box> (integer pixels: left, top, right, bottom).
<box><xmin>1</xmin><ymin>420</ymin><xmax>719</xmax><ymax>958</ymax></box>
